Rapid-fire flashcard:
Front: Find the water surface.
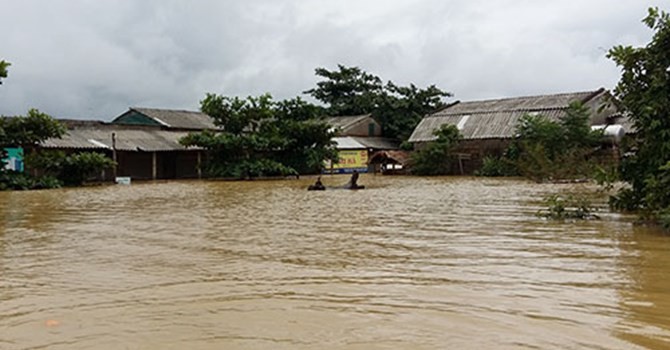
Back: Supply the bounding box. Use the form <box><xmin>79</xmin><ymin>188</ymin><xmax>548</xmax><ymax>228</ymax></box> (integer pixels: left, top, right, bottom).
<box><xmin>1</xmin><ymin>175</ymin><xmax>669</xmax><ymax>349</ymax></box>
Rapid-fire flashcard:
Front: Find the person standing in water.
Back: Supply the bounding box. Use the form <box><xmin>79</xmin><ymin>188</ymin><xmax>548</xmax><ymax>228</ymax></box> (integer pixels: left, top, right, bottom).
<box><xmin>350</xmin><ymin>170</ymin><xmax>359</xmax><ymax>187</ymax></box>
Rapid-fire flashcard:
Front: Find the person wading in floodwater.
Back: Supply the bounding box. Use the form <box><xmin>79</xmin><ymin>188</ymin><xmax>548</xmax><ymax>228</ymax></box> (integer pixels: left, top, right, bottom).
<box><xmin>344</xmin><ymin>170</ymin><xmax>363</xmax><ymax>189</ymax></box>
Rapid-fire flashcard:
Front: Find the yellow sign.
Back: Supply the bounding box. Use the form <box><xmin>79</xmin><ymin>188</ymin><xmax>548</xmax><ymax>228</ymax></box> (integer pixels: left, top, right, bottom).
<box><xmin>326</xmin><ymin>150</ymin><xmax>368</xmax><ymax>172</ymax></box>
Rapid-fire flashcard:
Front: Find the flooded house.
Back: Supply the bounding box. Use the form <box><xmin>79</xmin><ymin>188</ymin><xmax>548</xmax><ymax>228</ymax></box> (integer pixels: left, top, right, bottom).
<box><xmin>36</xmin><ymin>108</ymin><xmax>214</xmax><ymax>181</ymax></box>
<box><xmin>39</xmin><ymin>119</ymin><xmax>205</xmax><ymax>181</ymax></box>
<box><xmin>324</xmin><ymin>114</ymin><xmax>399</xmax><ymax>173</ymax></box>
<box><xmin>408</xmin><ymin>88</ymin><xmax>627</xmax><ymax>174</ymax></box>
<box><xmin>36</xmin><ymin>110</ymin><xmax>401</xmax><ymax>180</ymax></box>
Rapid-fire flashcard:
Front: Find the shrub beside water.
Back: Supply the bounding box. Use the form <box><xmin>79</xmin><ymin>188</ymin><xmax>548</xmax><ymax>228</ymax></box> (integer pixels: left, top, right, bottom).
<box><xmin>537</xmin><ymin>194</ymin><xmax>599</xmax><ymax>220</ymax></box>
<box><xmin>476</xmin><ymin>155</ymin><xmax>518</xmax><ymax>177</ymax></box>
<box><xmin>0</xmin><ymin>171</ymin><xmax>61</xmax><ymax>191</ymax></box>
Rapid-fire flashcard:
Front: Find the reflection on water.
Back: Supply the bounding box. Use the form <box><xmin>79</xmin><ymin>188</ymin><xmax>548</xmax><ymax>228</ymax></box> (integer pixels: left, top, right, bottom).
<box><xmin>1</xmin><ymin>175</ymin><xmax>669</xmax><ymax>349</ymax></box>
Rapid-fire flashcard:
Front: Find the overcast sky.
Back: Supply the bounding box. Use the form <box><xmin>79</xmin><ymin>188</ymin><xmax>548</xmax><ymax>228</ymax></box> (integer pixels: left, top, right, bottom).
<box><xmin>1</xmin><ymin>0</ymin><xmax>668</xmax><ymax>120</ymax></box>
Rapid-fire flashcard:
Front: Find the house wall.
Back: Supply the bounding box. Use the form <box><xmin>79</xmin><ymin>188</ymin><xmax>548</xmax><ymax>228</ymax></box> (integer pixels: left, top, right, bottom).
<box><xmin>452</xmin><ymin>139</ymin><xmax>512</xmax><ymax>174</ymax></box>
<box><xmin>175</xmin><ymin>151</ymin><xmax>201</xmax><ymax>178</ymax></box>
<box><xmin>343</xmin><ymin>118</ymin><xmax>382</xmax><ymax>137</ymax></box>
<box><xmin>413</xmin><ymin>138</ymin><xmax>512</xmax><ymax>175</ymax></box>
<box><xmin>116</xmin><ymin>150</ymin><xmax>202</xmax><ymax>180</ymax></box>
<box><xmin>116</xmin><ymin>151</ymin><xmax>153</xmax><ymax>179</ymax></box>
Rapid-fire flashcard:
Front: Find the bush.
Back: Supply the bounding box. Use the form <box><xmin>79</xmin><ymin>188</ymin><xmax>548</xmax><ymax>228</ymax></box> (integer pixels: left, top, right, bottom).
<box><xmin>609</xmin><ymin>187</ymin><xmax>641</xmax><ymax>212</ymax></box>
<box><xmin>410</xmin><ymin>124</ymin><xmax>461</xmax><ymax>175</ymax></box>
<box><xmin>537</xmin><ymin>194</ymin><xmax>599</xmax><ymax>220</ymax></box>
<box><xmin>60</xmin><ymin>152</ymin><xmax>115</xmax><ymax>186</ymax></box>
<box><xmin>0</xmin><ymin>171</ymin><xmax>62</xmax><ymax>191</ymax></box>
<box><xmin>476</xmin><ymin>155</ymin><xmax>518</xmax><ymax>177</ymax></box>
<box><xmin>26</xmin><ymin>151</ymin><xmax>115</xmax><ymax>186</ymax></box>
<box><xmin>485</xmin><ymin>103</ymin><xmax>602</xmax><ymax>181</ymax></box>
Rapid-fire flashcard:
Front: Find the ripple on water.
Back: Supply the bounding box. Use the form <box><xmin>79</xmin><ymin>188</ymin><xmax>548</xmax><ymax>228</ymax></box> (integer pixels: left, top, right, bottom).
<box><xmin>0</xmin><ymin>176</ymin><xmax>669</xmax><ymax>349</ymax></box>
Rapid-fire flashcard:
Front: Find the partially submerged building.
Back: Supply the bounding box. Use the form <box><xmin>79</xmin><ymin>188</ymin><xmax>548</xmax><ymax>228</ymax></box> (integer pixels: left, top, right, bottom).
<box><xmin>324</xmin><ymin>114</ymin><xmax>399</xmax><ymax>173</ymax></box>
<box><xmin>408</xmin><ymin>88</ymin><xmax>626</xmax><ymax>174</ymax></box>
<box><xmin>38</xmin><ymin>107</ymin><xmax>213</xmax><ymax>181</ymax></box>
<box><xmin>40</xmin><ymin>119</ymin><xmax>204</xmax><ymax>181</ymax></box>
<box><xmin>38</xmin><ymin>109</ymin><xmax>399</xmax><ymax>180</ymax></box>
<box><xmin>327</xmin><ymin>136</ymin><xmax>399</xmax><ymax>173</ymax></box>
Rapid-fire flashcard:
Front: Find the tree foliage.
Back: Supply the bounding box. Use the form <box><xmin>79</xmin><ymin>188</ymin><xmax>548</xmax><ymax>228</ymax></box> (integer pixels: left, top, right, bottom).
<box><xmin>181</xmin><ymin>94</ymin><xmax>337</xmax><ymax>178</ymax></box>
<box><xmin>478</xmin><ymin>102</ymin><xmax>602</xmax><ymax>181</ymax></box>
<box><xmin>305</xmin><ymin>65</ymin><xmax>384</xmax><ymax>116</ymax></box>
<box><xmin>410</xmin><ymin>124</ymin><xmax>461</xmax><ymax>175</ymax></box>
<box><xmin>1</xmin><ymin>109</ymin><xmax>113</xmax><ymax>189</ymax></box>
<box><xmin>0</xmin><ymin>109</ymin><xmax>66</xmax><ymax>146</ymax></box>
<box><xmin>26</xmin><ymin>151</ymin><xmax>116</xmax><ymax>186</ymax></box>
<box><xmin>0</xmin><ymin>60</ymin><xmax>9</xmax><ymax>84</ymax></box>
<box><xmin>1</xmin><ymin>109</ymin><xmax>66</xmax><ymax>185</ymax></box>
<box><xmin>305</xmin><ymin>64</ymin><xmax>451</xmax><ymax>141</ymax></box>
<box><xmin>607</xmin><ymin>7</ymin><xmax>670</xmax><ymax>224</ymax></box>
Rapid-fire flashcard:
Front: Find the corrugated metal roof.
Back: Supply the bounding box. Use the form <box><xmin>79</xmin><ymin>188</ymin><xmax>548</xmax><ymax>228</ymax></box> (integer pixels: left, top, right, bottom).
<box><xmin>411</xmin><ymin>110</ymin><xmax>567</xmax><ymax>142</ymax></box>
<box><xmin>41</xmin><ymin>126</ymin><xmax>198</xmax><ymax>152</ymax></box>
<box><xmin>129</xmin><ymin>107</ymin><xmax>217</xmax><ymax>130</ymax></box>
<box><xmin>333</xmin><ymin>137</ymin><xmax>366</xmax><ymax>150</ymax></box>
<box><xmin>332</xmin><ymin>136</ymin><xmax>399</xmax><ymax>150</ymax></box>
<box><xmin>351</xmin><ymin>137</ymin><xmax>399</xmax><ymax>150</ymax></box>
<box><xmin>439</xmin><ymin>90</ymin><xmax>602</xmax><ymax>115</ymax></box>
<box><xmin>409</xmin><ymin>89</ymin><xmax>609</xmax><ymax>142</ymax></box>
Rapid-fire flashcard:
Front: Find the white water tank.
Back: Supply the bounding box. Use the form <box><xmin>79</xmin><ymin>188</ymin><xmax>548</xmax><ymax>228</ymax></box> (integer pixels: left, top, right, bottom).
<box><xmin>591</xmin><ymin>124</ymin><xmax>625</xmax><ymax>144</ymax></box>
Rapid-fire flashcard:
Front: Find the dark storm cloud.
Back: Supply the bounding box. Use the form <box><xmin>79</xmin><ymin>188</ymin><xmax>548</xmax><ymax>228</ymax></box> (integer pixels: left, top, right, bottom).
<box><xmin>0</xmin><ymin>0</ymin><xmax>667</xmax><ymax>120</ymax></box>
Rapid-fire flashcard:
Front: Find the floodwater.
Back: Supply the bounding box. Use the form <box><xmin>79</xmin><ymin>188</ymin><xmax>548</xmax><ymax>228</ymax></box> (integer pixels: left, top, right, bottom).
<box><xmin>1</xmin><ymin>175</ymin><xmax>670</xmax><ymax>349</ymax></box>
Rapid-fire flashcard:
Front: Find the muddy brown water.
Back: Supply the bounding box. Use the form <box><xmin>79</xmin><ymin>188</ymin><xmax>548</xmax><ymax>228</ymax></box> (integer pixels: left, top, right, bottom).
<box><xmin>1</xmin><ymin>175</ymin><xmax>669</xmax><ymax>349</ymax></box>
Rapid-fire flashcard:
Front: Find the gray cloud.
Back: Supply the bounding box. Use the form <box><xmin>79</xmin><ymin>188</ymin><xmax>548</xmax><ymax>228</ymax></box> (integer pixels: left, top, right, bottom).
<box><xmin>0</xmin><ymin>0</ymin><xmax>667</xmax><ymax>120</ymax></box>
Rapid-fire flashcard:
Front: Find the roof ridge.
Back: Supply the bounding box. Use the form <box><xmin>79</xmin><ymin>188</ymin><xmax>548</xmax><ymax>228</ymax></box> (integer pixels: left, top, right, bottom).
<box><xmin>132</xmin><ymin>107</ymin><xmax>204</xmax><ymax>114</ymax></box>
<box><xmin>455</xmin><ymin>89</ymin><xmax>603</xmax><ymax>105</ymax></box>
<box><xmin>432</xmin><ymin>107</ymin><xmax>569</xmax><ymax>116</ymax></box>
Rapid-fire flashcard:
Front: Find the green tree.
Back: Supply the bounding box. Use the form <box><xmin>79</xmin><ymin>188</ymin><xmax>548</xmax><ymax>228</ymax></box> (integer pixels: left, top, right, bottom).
<box><xmin>1</xmin><ymin>108</ymin><xmax>66</xmax><ymax>173</ymax></box>
<box><xmin>410</xmin><ymin>124</ymin><xmax>461</xmax><ymax>175</ymax></box>
<box><xmin>305</xmin><ymin>65</ymin><xmax>450</xmax><ymax>141</ymax></box>
<box><xmin>560</xmin><ymin>102</ymin><xmax>602</xmax><ymax>148</ymax></box>
<box><xmin>482</xmin><ymin>102</ymin><xmax>601</xmax><ymax>181</ymax></box>
<box><xmin>26</xmin><ymin>151</ymin><xmax>116</xmax><ymax>186</ymax></box>
<box><xmin>0</xmin><ymin>60</ymin><xmax>9</xmax><ymax>84</ymax></box>
<box><xmin>181</xmin><ymin>94</ymin><xmax>336</xmax><ymax>178</ymax></box>
<box><xmin>0</xmin><ymin>109</ymin><xmax>66</xmax><ymax>190</ymax></box>
<box><xmin>271</xmin><ymin>97</ymin><xmax>337</xmax><ymax>173</ymax></box>
<box><xmin>607</xmin><ymin>7</ymin><xmax>670</xmax><ymax>225</ymax></box>
<box><xmin>377</xmin><ymin>82</ymin><xmax>451</xmax><ymax>141</ymax></box>
<box><xmin>1</xmin><ymin>110</ymin><xmax>114</xmax><ymax>189</ymax></box>
<box><xmin>305</xmin><ymin>65</ymin><xmax>384</xmax><ymax>116</ymax></box>
<box><xmin>0</xmin><ymin>109</ymin><xmax>66</xmax><ymax>146</ymax></box>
